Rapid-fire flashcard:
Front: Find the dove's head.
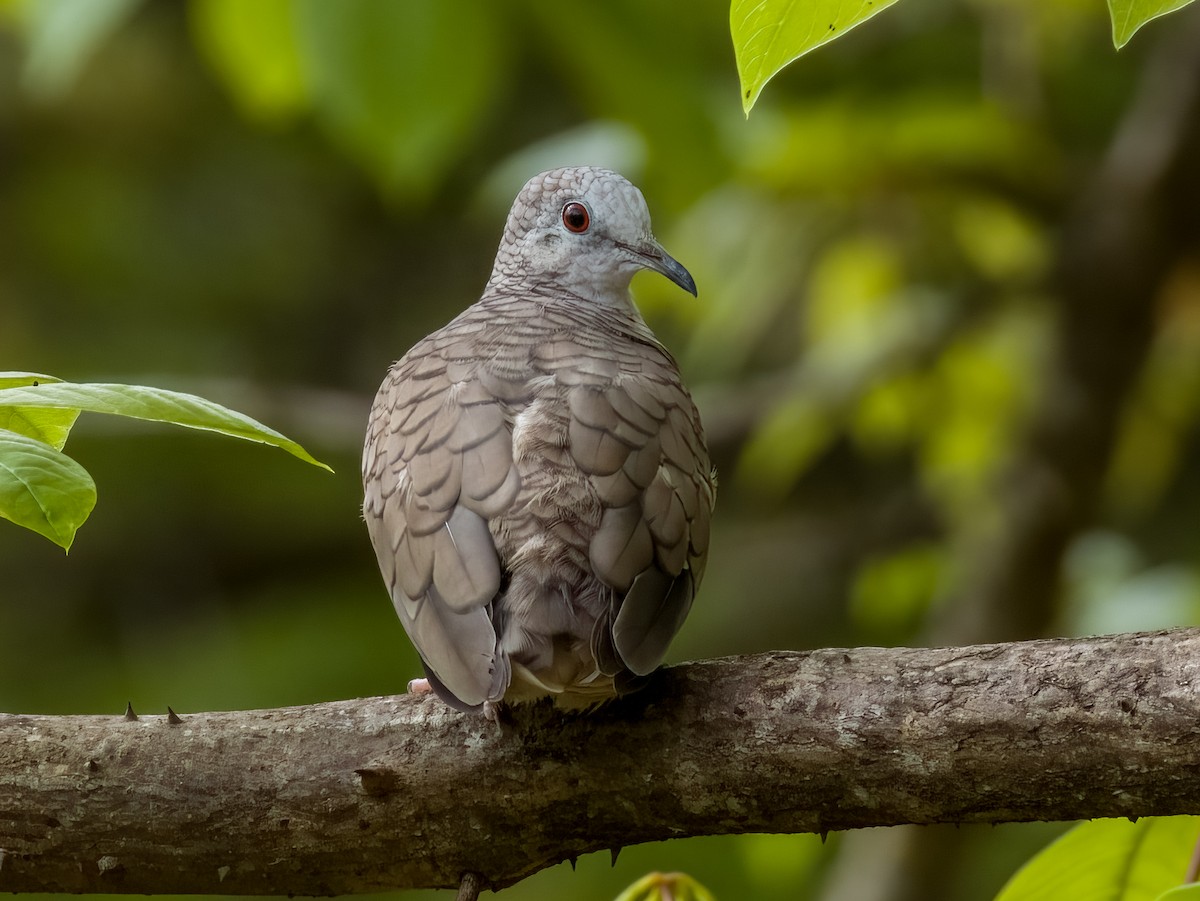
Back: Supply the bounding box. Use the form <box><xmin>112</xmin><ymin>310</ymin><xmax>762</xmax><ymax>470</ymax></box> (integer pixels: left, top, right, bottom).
<box><xmin>488</xmin><ymin>167</ymin><xmax>696</xmax><ymax>303</ymax></box>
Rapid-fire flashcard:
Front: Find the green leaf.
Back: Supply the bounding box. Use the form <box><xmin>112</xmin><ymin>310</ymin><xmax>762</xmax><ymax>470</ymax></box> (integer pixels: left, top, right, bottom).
<box><xmin>19</xmin><ymin>0</ymin><xmax>142</xmax><ymax>100</ymax></box>
<box><xmin>995</xmin><ymin>817</ymin><xmax>1200</xmax><ymax>901</ymax></box>
<box><xmin>0</xmin><ymin>371</ymin><xmax>77</xmax><ymax>450</ymax></box>
<box><xmin>0</xmin><ymin>371</ymin><xmax>61</xmax><ymax>387</ymax></box>
<box><xmin>190</xmin><ymin>0</ymin><xmax>309</xmax><ymax>122</ymax></box>
<box><xmin>1108</xmin><ymin>0</ymin><xmax>1197</xmax><ymax>48</ymax></box>
<box><xmin>0</xmin><ymin>428</ymin><xmax>96</xmax><ymax>550</ymax></box>
<box><xmin>0</xmin><ymin>382</ymin><xmax>331</xmax><ymax>471</ymax></box>
<box><xmin>1156</xmin><ymin>886</ymin><xmax>1200</xmax><ymax>901</ymax></box>
<box><xmin>731</xmin><ymin>0</ymin><xmax>900</xmax><ymax>115</ymax></box>
<box><xmin>615</xmin><ymin>872</ymin><xmax>717</xmax><ymax>901</ymax></box>
<box><xmin>293</xmin><ymin>0</ymin><xmax>504</xmax><ymax>199</ymax></box>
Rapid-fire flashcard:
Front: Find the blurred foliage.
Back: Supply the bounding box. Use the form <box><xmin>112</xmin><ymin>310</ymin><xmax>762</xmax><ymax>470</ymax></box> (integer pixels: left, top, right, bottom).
<box><xmin>1</xmin><ymin>0</ymin><xmax>1200</xmax><ymax>899</ymax></box>
<box><xmin>15</xmin><ymin>0</ymin><xmax>139</xmax><ymax>99</ymax></box>
<box><xmin>995</xmin><ymin>817</ymin><xmax>1200</xmax><ymax>901</ymax></box>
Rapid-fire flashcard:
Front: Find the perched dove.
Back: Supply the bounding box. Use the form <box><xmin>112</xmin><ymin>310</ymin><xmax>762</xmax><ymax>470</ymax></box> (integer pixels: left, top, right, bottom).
<box><xmin>362</xmin><ymin>167</ymin><xmax>715</xmax><ymax>713</ymax></box>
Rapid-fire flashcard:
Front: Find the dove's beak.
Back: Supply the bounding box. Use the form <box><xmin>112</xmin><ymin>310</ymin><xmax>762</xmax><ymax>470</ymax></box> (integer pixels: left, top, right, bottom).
<box><xmin>619</xmin><ymin>240</ymin><xmax>698</xmax><ymax>297</ymax></box>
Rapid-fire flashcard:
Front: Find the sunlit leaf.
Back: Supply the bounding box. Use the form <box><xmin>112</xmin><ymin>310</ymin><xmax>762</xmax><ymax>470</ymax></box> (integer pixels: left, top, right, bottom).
<box><xmin>1155</xmin><ymin>885</ymin><xmax>1200</xmax><ymax>900</ymax></box>
<box><xmin>1108</xmin><ymin>0</ymin><xmax>1197</xmax><ymax>49</ymax></box>
<box><xmin>19</xmin><ymin>0</ymin><xmax>142</xmax><ymax>99</ymax></box>
<box><xmin>0</xmin><ymin>382</ymin><xmax>331</xmax><ymax>471</ymax></box>
<box><xmin>293</xmin><ymin>0</ymin><xmax>503</xmax><ymax>199</ymax></box>
<box><xmin>0</xmin><ymin>428</ymin><xmax>96</xmax><ymax>550</ymax></box>
<box><xmin>995</xmin><ymin>817</ymin><xmax>1200</xmax><ymax>901</ymax></box>
<box><xmin>731</xmin><ymin>0</ymin><xmax>900</xmax><ymax>115</ymax></box>
<box><xmin>850</xmin><ymin>542</ymin><xmax>946</xmax><ymax>633</ymax></box>
<box><xmin>191</xmin><ymin>0</ymin><xmax>308</xmax><ymax>122</ymax></box>
<box><xmin>0</xmin><ymin>371</ymin><xmax>76</xmax><ymax>450</ymax></box>
<box><xmin>0</xmin><ymin>371</ymin><xmax>60</xmax><ymax>387</ymax></box>
<box><xmin>615</xmin><ymin>871</ymin><xmax>717</xmax><ymax>901</ymax></box>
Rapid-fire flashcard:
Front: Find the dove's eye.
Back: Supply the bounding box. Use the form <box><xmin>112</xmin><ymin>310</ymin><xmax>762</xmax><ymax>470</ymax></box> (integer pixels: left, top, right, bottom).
<box><xmin>562</xmin><ymin>202</ymin><xmax>590</xmax><ymax>234</ymax></box>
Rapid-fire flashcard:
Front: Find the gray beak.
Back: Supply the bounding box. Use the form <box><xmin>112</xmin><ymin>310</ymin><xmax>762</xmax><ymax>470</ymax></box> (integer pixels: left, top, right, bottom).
<box><xmin>620</xmin><ymin>240</ymin><xmax>698</xmax><ymax>296</ymax></box>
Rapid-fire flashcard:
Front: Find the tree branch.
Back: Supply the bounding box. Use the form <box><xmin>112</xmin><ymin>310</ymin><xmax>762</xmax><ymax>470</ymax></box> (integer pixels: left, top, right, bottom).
<box><xmin>2</xmin><ymin>629</ymin><xmax>1199</xmax><ymax>895</ymax></box>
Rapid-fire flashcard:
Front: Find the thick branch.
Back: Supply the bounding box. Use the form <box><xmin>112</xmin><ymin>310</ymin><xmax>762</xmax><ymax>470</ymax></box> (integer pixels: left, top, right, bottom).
<box><xmin>2</xmin><ymin>629</ymin><xmax>1199</xmax><ymax>895</ymax></box>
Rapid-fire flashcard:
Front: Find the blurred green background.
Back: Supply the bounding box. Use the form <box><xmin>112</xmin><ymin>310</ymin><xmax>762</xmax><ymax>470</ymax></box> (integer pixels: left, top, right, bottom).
<box><xmin>3</xmin><ymin>0</ymin><xmax>1200</xmax><ymax>899</ymax></box>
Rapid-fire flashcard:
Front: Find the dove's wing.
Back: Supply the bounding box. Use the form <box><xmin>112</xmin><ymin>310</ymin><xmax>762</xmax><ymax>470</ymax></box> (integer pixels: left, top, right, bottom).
<box><xmin>362</xmin><ymin>312</ymin><xmax>521</xmax><ymax>711</ymax></box>
<box><xmin>536</xmin><ymin>329</ymin><xmax>715</xmax><ymax>678</ymax></box>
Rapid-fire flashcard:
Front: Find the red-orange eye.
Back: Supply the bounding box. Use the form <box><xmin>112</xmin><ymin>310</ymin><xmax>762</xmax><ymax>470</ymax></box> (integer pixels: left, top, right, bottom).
<box><xmin>562</xmin><ymin>201</ymin><xmax>590</xmax><ymax>233</ymax></box>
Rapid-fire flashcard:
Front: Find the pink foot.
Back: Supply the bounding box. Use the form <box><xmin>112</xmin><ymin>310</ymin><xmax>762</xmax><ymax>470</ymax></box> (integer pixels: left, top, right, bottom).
<box><xmin>407</xmin><ymin>678</ymin><xmax>433</xmax><ymax>695</ymax></box>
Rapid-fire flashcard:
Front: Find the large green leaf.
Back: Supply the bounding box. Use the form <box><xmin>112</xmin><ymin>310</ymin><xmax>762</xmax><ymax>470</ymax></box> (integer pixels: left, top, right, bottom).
<box><xmin>0</xmin><ymin>381</ymin><xmax>331</xmax><ymax>471</ymax></box>
<box><xmin>0</xmin><ymin>428</ymin><xmax>96</xmax><ymax>550</ymax></box>
<box><xmin>190</xmin><ymin>0</ymin><xmax>309</xmax><ymax>121</ymax></box>
<box><xmin>1108</xmin><ymin>0</ymin><xmax>1197</xmax><ymax>48</ymax></box>
<box><xmin>731</xmin><ymin>0</ymin><xmax>900</xmax><ymax>115</ymax></box>
<box><xmin>0</xmin><ymin>371</ymin><xmax>60</xmax><ymax>387</ymax></box>
<box><xmin>0</xmin><ymin>371</ymin><xmax>77</xmax><ymax>450</ymax></box>
<box><xmin>1156</xmin><ymin>887</ymin><xmax>1200</xmax><ymax>901</ymax></box>
<box><xmin>995</xmin><ymin>817</ymin><xmax>1200</xmax><ymax>901</ymax></box>
<box><xmin>293</xmin><ymin>0</ymin><xmax>504</xmax><ymax>199</ymax></box>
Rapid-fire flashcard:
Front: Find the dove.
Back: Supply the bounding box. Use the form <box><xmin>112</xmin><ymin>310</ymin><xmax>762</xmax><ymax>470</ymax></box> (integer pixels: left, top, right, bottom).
<box><xmin>362</xmin><ymin>167</ymin><xmax>714</xmax><ymax>713</ymax></box>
